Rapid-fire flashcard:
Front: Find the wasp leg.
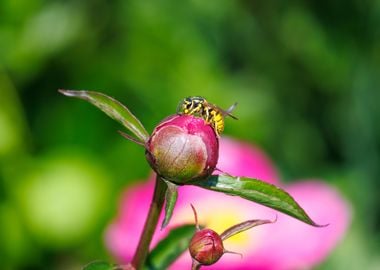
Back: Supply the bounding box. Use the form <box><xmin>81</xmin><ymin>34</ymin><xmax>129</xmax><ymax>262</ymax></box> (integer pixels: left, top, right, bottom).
<box><xmin>213</xmin><ymin>121</ymin><xmax>220</xmax><ymax>138</ymax></box>
<box><xmin>204</xmin><ymin>107</ymin><xmax>210</xmax><ymax>122</ymax></box>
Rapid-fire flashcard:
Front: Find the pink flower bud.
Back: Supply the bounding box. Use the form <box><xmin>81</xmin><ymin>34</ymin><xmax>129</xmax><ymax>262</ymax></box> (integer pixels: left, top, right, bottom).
<box><xmin>189</xmin><ymin>228</ymin><xmax>224</xmax><ymax>265</ymax></box>
<box><xmin>145</xmin><ymin>115</ymin><xmax>219</xmax><ymax>184</ymax></box>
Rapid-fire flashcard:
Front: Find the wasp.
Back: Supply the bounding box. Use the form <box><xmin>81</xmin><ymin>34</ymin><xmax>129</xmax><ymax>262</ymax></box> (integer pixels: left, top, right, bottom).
<box><xmin>176</xmin><ymin>96</ymin><xmax>238</xmax><ymax>136</ymax></box>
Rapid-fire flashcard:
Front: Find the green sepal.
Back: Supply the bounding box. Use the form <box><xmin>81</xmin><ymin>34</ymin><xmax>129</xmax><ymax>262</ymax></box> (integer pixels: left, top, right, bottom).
<box><xmin>59</xmin><ymin>90</ymin><xmax>149</xmax><ymax>143</ymax></box>
<box><xmin>190</xmin><ymin>174</ymin><xmax>326</xmax><ymax>227</ymax></box>
<box><xmin>161</xmin><ymin>180</ymin><xmax>178</xmax><ymax>229</ymax></box>
<box><xmin>145</xmin><ymin>225</ymin><xmax>195</xmax><ymax>270</ymax></box>
<box><xmin>220</xmin><ymin>217</ymin><xmax>276</xmax><ymax>241</ymax></box>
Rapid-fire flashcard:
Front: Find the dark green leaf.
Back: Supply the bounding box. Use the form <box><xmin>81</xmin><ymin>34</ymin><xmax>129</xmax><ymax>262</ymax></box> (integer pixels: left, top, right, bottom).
<box><xmin>161</xmin><ymin>180</ymin><xmax>178</xmax><ymax>229</ymax></box>
<box><xmin>83</xmin><ymin>261</ymin><xmax>132</xmax><ymax>270</ymax></box>
<box><xmin>190</xmin><ymin>174</ymin><xmax>326</xmax><ymax>227</ymax></box>
<box><xmin>145</xmin><ymin>225</ymin><xmax>195</xmax><ymax>270</ymax></box>
<box><xmin>59</xmin><ymin>90</ymin><xmax>149</xmax><ymax>143</ymax></box>
<box><xmin>82</xmin><ymin>261</ymin><xmax>114</xmax><ymax>270</ymax></box>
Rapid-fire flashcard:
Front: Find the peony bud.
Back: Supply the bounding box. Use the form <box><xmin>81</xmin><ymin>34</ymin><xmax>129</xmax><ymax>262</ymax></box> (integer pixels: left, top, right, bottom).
<box><xmin>145</xmin><ymin>115</ymin><xmax>219</xmax><ymax>184</ymax></box>
<box><xmin>189</xmin><ymin>228</ymin><xmax>224</xmax><ymax>265</ymax></box>
<box><xmin>187</xmin><ymin>204</ymin><xmax>274</xmax><ymax>268</ymax></box>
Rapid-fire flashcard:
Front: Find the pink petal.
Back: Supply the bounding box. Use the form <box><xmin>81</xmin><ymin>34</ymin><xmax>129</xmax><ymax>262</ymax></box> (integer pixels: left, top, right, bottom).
<box><xmin>217</xmin><ymin>137</ymin><xmax>280</xmax><ymax>185</ymax></box>
<box><xmin>248</xmin><ymin>180</ymin><xmax>351</xmax><ymax>270</ymax></box>
<box><xmin>105</xmin><ymin>179</ymin><xmax>166</xmax><ymax>262</ymax></box>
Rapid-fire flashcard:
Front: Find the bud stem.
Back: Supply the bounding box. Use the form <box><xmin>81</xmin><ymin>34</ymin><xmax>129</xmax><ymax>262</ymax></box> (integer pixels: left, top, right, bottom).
<box><xmin>191</xmin><ymin>261</ymin><xmax>201</xmax><ymax>270</ymax></box>
<box><xmin>132</xmin><ymin>175</ymin><xmax>167</xmax><ymax>269</ymax></box>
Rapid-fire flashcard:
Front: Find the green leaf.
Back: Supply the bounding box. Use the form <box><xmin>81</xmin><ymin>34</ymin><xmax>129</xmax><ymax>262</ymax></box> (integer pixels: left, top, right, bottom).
<box><xmin>82</xmin><ymin>261</ymin><xmax>131</xmax><ymax>270</ymax></box>
<box><xmin>190</xmin><ymin>174</ymin><xmax>326</xmax><ymax>227</ymax></box>
<box><xmin>161</xmin><ymin>180</ymin><xmax>178</xmax><ymax>229</ymax></box>
<box><xmin>59</xmin><ymin>90</ymin><xmax>149</xmax><ymax>143</ymax></box>
<box><xmin>82</xmin><ymin>261</ymin><xmax>114</xmax><ymax>270</ymax></box>
<box><xmin>145</xmin><ymin>225</ymin><xmax>195</xmax><ymax>270</ymax></box>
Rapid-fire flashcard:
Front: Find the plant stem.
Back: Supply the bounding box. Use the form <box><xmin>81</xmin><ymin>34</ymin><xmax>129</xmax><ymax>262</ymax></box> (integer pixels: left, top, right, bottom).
<box><xmin>132</xmin><ymin>175</ymin><xmax>167</xmax><ymax>269</ymax></box>
<box><xmin>191</xmin><ymin>261</ymin><xmax>201</xmax><ymax>270</ymax></box>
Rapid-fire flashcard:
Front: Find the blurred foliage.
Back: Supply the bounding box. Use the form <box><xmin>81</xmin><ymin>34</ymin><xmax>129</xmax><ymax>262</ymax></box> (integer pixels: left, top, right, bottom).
<box><xmin>0</xmin><ymin>0</ymin><xmax>379</xmax><ymax>269</ymax></box>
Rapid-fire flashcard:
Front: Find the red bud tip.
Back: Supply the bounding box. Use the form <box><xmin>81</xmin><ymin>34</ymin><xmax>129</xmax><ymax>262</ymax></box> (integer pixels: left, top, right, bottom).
<box><xmin>189</xmin><ymin>229</ymin><xmax>224</xmax><ymax>266</ymax></box>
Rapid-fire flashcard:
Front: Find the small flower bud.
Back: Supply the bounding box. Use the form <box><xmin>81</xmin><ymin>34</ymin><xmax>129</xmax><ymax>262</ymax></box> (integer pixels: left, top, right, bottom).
<box><xmin>189</xmin><ymin>228</ymin><xmax>224</xmax><ymax>265</ymax></box>
<box><xmin>145</xmin><ymin>115</ymin><xmax>219</xmax><ymax>184</ymax></box>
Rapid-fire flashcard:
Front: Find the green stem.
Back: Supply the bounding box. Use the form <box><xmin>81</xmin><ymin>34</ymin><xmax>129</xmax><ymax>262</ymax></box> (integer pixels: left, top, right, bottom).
<box><xmin>132</xmin><ymin>175</ymin><xmax>167</xmax><ymax>269</ymax></box>
<box><xmin>191</xmin><ymin>261</ymin><xmax>201</xmax><ymax>270</ymax></box>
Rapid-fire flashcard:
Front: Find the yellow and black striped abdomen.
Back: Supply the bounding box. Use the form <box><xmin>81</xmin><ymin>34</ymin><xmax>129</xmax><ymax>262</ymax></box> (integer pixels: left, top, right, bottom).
<box><xmin>207</xmin><ymin>108</ymin><xmax>225</xmax><ymax>135</ymax></box>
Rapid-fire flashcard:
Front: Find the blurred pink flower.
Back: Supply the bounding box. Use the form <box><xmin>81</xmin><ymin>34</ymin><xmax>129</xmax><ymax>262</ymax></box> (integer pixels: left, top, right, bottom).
<box><xmin>105</xmin><ymin>137</ymin><xmax>351</xmax><ymax>270</ymax></box>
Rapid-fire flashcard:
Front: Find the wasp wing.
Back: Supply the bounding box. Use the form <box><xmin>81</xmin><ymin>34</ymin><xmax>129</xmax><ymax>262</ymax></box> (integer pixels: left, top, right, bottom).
<box><xmin>219</xmin><ymin>102</ymin><xmax>238</xmax><ymax>120</ymax></box>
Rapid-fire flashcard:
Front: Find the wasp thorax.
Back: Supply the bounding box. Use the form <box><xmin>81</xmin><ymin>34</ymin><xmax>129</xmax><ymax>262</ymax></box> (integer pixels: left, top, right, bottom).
<box><xmin>145</xmin><ymin>115</ymin><xmax>219</xmax><ymax>184</ymax></box>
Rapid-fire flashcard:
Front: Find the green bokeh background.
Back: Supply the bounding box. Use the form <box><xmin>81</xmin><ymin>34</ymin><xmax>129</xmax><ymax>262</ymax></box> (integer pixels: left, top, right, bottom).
<box><xmin>1</xmin><ymin>0</ymin><xmax>379</xmax><ymax>269</ymax></box>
